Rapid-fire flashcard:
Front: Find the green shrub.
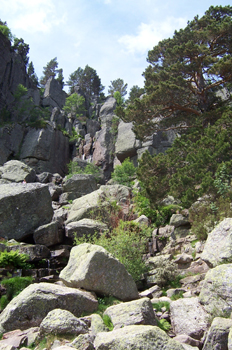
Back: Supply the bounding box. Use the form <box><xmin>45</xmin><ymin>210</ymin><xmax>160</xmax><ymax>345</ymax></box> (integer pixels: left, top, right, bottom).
<box><xmin>157</xmin><ymin>319</ymin><xmax>171</xmax><ymax>332</ymax></box>
<box><xmin>0</xmin><ymin>250</ymin><xmax>32</xmax><ymax>269</ymax></box>
<box><xmin>67</xmin><ymin>161</ymin><xmax>102</xmax><ymax>183</ymax></box>
<box><xmin>111</xmin><ymin>158</ymin><xmax>136</xmax><ymax>187</ymax></box>
<box><xmin>102</xmin><ymin>314</ymin><xmax>114</xmax><ymax>331</ymax></box>
<box><xmin>152</xmin><ymin>301</ymin><xmax>170</xmax><ymax>312</ymax></box>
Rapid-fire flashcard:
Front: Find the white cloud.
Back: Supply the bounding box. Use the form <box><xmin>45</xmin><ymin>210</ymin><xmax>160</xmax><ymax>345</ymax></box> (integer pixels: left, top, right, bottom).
<box><xmin>118</xmin><ymin>17</ymin><xmax>187</xmax><ymax>54</ymax></box>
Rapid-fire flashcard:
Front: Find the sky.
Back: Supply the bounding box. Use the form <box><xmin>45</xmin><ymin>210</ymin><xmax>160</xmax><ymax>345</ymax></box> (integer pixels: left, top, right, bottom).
<box><xmin>1</xmin><ymin>0</ymin><xmax>231</xmax><ymax>95</ymax></box>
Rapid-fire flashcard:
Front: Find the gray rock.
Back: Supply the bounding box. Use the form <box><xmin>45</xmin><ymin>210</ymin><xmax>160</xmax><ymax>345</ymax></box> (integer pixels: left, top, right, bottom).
<box><xmin>104</xmin><ymin>297</ymin><xmax>157</xmax><ymax>329</ymax></box>
<box><xmin>65</xmin><ymin>219</ymin><xmax>108</xmax><ymax>240</ymax></box>
<box><xmin>33</xmin><ymin>221</ymin><xmax>64</xmax><ymax>247</ymax></box>
<box><xmin>9</xmin><ymin>244</ymin><xmax>50</xmax><ymax>262</ymax></box>
<box><xmin>173</xmin><ymin>334</ymin><xmax>201</xmax><ymax>349</ymax></box>
<box><xmin>72</xmin><ymin>334</ymin><xmax>95</xmax><ymax>350</ymax></box>
<box><xmin>133</xmin><ymin>215</ymin><xmax>149</xmax><ymax>227</ymax></box>
<box><xmin>0</xmin><ymin>124</ymin><xmax>25</xmax><ymax>166</ymax></box>
<box><xmin>59</xmin><ymin>243</ymin><xmax>139</xmax><ymax>301</ymax></box>
<box><xmin>90</xmin><ymin>314</ymin><xmax>109</xmax><ymax>335</ymax></box>
<box><xmin>0</xmin><ymin>282</ymin><xmax>98</xmax><ymax>333</ymax></box>
<box><xmin>170</xmin><ymin>297</ymin><xmax>208</xmax><ymax>339</ymax></box>
<box><xmin>0</xmin><ymin>183</ymin><xmax>53</xmax><ymax>240</ymax></box>
<box><xmin>0</xmin><ymin>160</ymin><xmax>36</xmax><ymax>183</ymax></box>
<box><xmin>199</xmin><ymin>264</ymin><xmax>232</xmax><ymax>316</ymax></box>
<box><xmin>94</xmin><ymin>325</ymin><xmax>185</xmax><ymax>349</ymax></box>
<box><xmin>115</xmin><ymin>121</ymin><xmax>138</xmax><ymax>162</ymax></box>
<box><xmin>201</xmin><ymin>218</ymin><xmax>232</xmax><ymax>267</ymax></box>
<box><xmin>66</xmin><ymin>184</ymin><xmax>131</xmax><ymax>225</ymax></box>
<box><xmin>202</xmin><ymin>317</ymin><xmax>232</xmax><ymax>350</ymax></box>
<box><xmin>170</xmin><ymin>214</ymin><xmax>190</xmax><ymax>227</ymax></box>
<box><xmin>99</xmin><ymin>96</ymin><xmax>116</xmax><ymax>121</ymax></box>
<box><xmin>62</xmin><ymin>174</ymin><xmax>98</xmax><ymax>201</ymax></box>
<box><xmin>228</xmin><ymin>327</ymin><xmax>232</xmax><ymax>350</ymax></box>
<box><xmin>39</xmin><ymin>308</ymin><xmax>88</xmax><ymax>336</ymax></box>
<box><xmin>42</xmin><ymin>77</ymin><xmax>66</xmax><ymax>109</ymax></box>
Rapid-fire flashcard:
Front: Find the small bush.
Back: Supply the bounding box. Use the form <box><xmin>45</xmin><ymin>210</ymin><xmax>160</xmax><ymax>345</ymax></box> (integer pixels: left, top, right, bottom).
<box><xmin>157</xmin><ymin>319</ymin><xmax>171</xmax><ymax>332</ymax></box>
<box><xmin>67</xmin><ymin>161</ymin><xmax>102</xmax><ymax>183</ymax></box>
<box><xmin>152</xmin><ymin>301</ymin><xmax>170</xmax><ymax>312</ymax></box>
<box><xmin>111</xmin><ymin>158</ymin><xmax>136</xmax><ymax>187</ymax></box>
<box><xmin>0</xmin><ymin>250</ymin><xmax>32</xmax><ymax>269</ymax></box>
<box><xmin>102</xmin><ymin>314</ymin><xmax>114</xmax><ymax>331</ymax></box>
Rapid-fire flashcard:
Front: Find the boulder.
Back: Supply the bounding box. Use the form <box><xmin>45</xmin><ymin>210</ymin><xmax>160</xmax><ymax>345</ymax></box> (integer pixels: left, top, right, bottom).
<box><xmin>65</xmin><ymin>219</ymin><xmax>108</xmax><ymax>240</ymax></box>
<box><xmin>201</xmin><ymin>218</ymin><xmax>232</xmax><ymax>267</ymax></box>
<box><xmin>94</xmin><ymin>325</ymin><xmax>185</xmax><ymax>349</ymax></box>
<box><xmin>0</xmin><ymin>282</ymin><xmax>98</xmax><ymax>333</ymax></box>
<box><xmin>39</xmin><ymin>309</ymin><xmax>88</xmax><ymax>336</ymax></box>
<box><xmin>62</xmin><ymin>174</ymin><xmax>98</xmax><ymax>201</ymax></box>
<box><xmin>115</xmin><ymin>121</ymin><xmax>139</xmax><ymax>162</ymax></box>
<box><xmin>170</xmin><ymin>297</ymin><xmax>208</xmax><ymax>340</ymax></box>
<box><xmin>104</xmin><ymin>297</ymin><xmax>157</xmax><ymax>329</ymax></box>
<box><xmin>0</xmin><ymin>183</ymin><xmax>53</xmax><ymax>240</ymax></box>
<box><xmin>20</xmin><ymin>123</ymin><xmax>69</xmax><ymax>177</ymax></box>
<box><xmin>0</xmin><ymin>160</ymin><xmax>36</xmax><ymax>183</ymax></box>
<box><xmin>90</xmin><ymin>314</ymin><xmax>109</xmax><ymax>335</ymax></box>
<box><xmin>8</xmin><ymin>244</ymin><xmax>50</xmax><ymax>262</ymax></box>
<box><xmin>66</xmin><ymin>184</ymin><xmax>131</xmax><ymax>225</ymax></box>
<box><xmin>59</xmin><ymin>243</ymin><xmax>139</xmax><ymax>301</ymax></box>
<box><xmin>99</xmin><ymin>96</ymin><xmax>116</xmax><ymax>121</ymax></box>
<box><xmin>170</xmin><ymin>214</ymin><xmax>190</xmax><ymax>227</ymax></box>
<box><xmin>72</xmin><ymin>334</ymin><xmax>95</xmax><ymax>350</ymax></box>
<box><xmin>33</xmin><ymin>221</ymin><xmax>64</xmax><ymax>247</ymax></box>
<box><xmin>173</xmin><ymin>334</ymin><xmax>202</xmax><ymax>349</ymax></box>
<box><xmin>202</xmin><ymin>317</ymin><xmax>232</xmax><ymax>350</ymax></box>
<box><xmin>199</xmin><ymin>264</ymin><xmax>232</xmax><ymax>316</ymax></box>
<box><xmin>0</xmin><ymin>328</ymin><xmax>39</xmax><ymax>349</ymax></box>
<box><xmin>42</xmin><ymin>77</ymin><xmax>66</xmax><ymax>109</ymax></box>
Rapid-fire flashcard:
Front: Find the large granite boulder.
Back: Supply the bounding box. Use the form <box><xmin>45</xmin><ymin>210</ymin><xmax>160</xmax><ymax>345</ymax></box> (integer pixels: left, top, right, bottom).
<box><xmin>201</xmin><ymin>218</ymin><xmax>232</xmax><ymax>267</ymax></box>
<box><xmin>20</xmin><ymin>123</ymin><xmax>69</xmax><ymax>176</ymax></box>
<box><xmin>199</xmin><ymin>264</ymin><xmax>232</xmax><ymax>316</ymax></box>
<box><xmin>33</xmin><ymin>221</ymin><xmax>64</xmax><ymax>247</ymax></box>
<box><xmin>202</xmin><ymin>317</ymin><xmax>232</xmax><ymax>350</ymax></box>
<box><xmin>0</xmin><ymin>282</ymin><xmax>98</xmax><ymax>333</ymax></box>
<box><xmin>170</xmin><ymin>297</ymin><xmax>208</xmax><ymax>340</ymax></box>
<box><xmin>39</xmin><ymin>309</ymin><xmax>88</xmax><ymax>336</ymax></box>
<box><xmin>0</xmin><ymin>124</ymin><xmax>25</xmax><ymax>166</ymax></box>
<box><xmin>0</xmin><ymin>183</ymin><xmax>53</xmax><ymax>240</ymax></box>
<box><xmin>94</xmin><ymin>325</ymin><xmax>185</xmax><ymax>349</ymax></box>
<box><xmin>62</xmin><ymin>174</ymin><xmax>98</xmax><ymax>201</ymax></box>
<box><xmin>59</xmin><ymin>243</ymin><xmax>139</xmax><ymax>301</ymax></box>
<box><xmin>0</xmin><ymin>160</ymin><xmax>36</xmax><ymax>183</ymax></box>
<box><xmin>42</xmin><ymin>77</ymin><xmax>66</xmax><ymax>109</ymax></box>
<box><xmin>8</xmin><ymin>243</ymin><xmax>50</xmax><ymax>262</ymax></box>
<box><xmin>65</xmin><ymin>219</ymin><xmax>108</xmax><ymax>240</ymax></box>
<box><xmin>115</xmin><ymin>121</ymin><xmax>139</xmax><ymax>162</ymax></box>
<box><xmin>104</xmin><ymin>297</ymin><xmax>157</xmax><ymax>329</ymax></box>
<box><xmin>66</xmin><ymin>184</ymin><xmax>131</xmax><ymax>225</ymax></box>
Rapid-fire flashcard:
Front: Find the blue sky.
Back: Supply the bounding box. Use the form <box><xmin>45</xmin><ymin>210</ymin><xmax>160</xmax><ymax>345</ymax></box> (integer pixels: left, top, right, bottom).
<box><xmin>1</xmin><ymin>0</ymin><xmax>231</xmax><ymax>95</ymax></box>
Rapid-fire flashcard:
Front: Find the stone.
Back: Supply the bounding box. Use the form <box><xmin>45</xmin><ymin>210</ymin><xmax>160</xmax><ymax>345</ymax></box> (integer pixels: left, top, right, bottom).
<box><xmin>9</xmin><ymin>244</ymin><xmax>50</xmax><ymax>262</ymax></box>
<box><xmin>94</xmin><ymin>325</ymin><xmax>185</xmax><ymax>349</ymax></box>
<box><xmin>0</xmin><ymin>183</ymin><xmax>53</xmax><ymax>241</ymax></box>
<box><xmin>42</xmin><ymin>77</ymin><xmax>66</xmax><ymax>109</ymax></box>
<box><xmin>99</xmin><ymin>96</ymin><xmax>116</xmax><ymax>121</ymax></box>
<box><xmin>0</xmin><ymin>160</ymin><xmax>36</xmax><ymax>183</ymax></box>
<box><xmin>33</xmin><ymin>221</ymin><xmax>64</xmax><ymax>247</ymax></box>
<box><xmin>72</xmin><ymin>334</ymin><xmax>95</xmax><ymax>350</ymax></box>
<box><xmin>66</xmin><ymin>184</ymin><xmax>131</xmax><ymax>225</ymax></box>
<box><xmin>201</xmin><ymin>218</ymin><xmax>232</xmax><ymax>267</ymax></box>
<box><xmin>139</xmin><ymin>285</ymin><xmax>162</xmax><ymax>299</ymax></box>
<box><xmin>170</xmin><ymin>297</ymin><xmax>208</xmax><ymax>340</ymax></box>
<box><xmin>0</xmin><ymin>124</ymin><xmax>24</xmax><ymax>166</ymax></box>
<box><xmin>170</xmin><ymin>214</ymin><xmax>190</xmax><ymax>227</ymax></box>
<box><xmin>59</xmin><ymin>243</ymin><xmax>139</xmax><ymax>301</ymax></box>
<box><xmin>202</xmin><ymin>317</ymin><xmax>232</xmax><ymax>350</ymax></box>
<box><xmin>115</xmin><ymin>121</ymin><xmax>138</xmax><ymax>162</ymax></box>
<box><xmin>0</xmin><ymin>282</ymin><xmax>98</xmax><ymax>333</ymax></box>
<box><xmin>173</xmin><ymin>335</ymin><xmax>201</xmax><ymax>349</ymax></box>
<box><xmin>48</xmin><ymin>183</ymin><xmax>63</xmax><ymax>201</ymax></box>
<box><xmin>90</xmin><ymin>314</ymin><xmax>109</xmax><ymax>335</ymax></box>
<box><xmin>65</xmin><ymin>219</ymin><xmax>108</xmax><ymax>240</ymax></box>
<box><xmin>133</xmin><ymin>215</ymin><xmax>149</xmax><ymax>227</ymax></box>
<box><xmin>174</xmin><ymin>253</ymin><xmax>193</xmax><ymax>265</ymax></box>
<box><xmin>39</xmin><ymin>308</ymin><xmax>88</xmax><ymax>336</ymax></box>
<box><xmin>62</xmin><ymin>174</ymin><xmax>98</xmax><ymax>201</ymax></box>
<box><xmin>104</xmin><ymin>297</ymin><xmax>157</xmax><ymax>329</ymax></box>
<box><xmin>199</xmin><ymin>264</ymin><xmax>232</xmax><ymax>316</ymax></box>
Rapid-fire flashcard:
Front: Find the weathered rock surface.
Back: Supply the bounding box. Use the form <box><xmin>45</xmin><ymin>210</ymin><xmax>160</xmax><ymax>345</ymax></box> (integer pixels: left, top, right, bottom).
<box><xmin>66</xmin><ymin>184</ymin><xmax>131</xmax><ymax>224</ymax></box>
<box><xmin>65</xmin><ymin>219</ymin><xmax>108</xmax><ymax>240</ymax></box>
<box><xmin>170</xmin><ymin>297</ymin><xmax>208</xmax><ymax>339</ymax></box>
<box><xmin>0</xmin><ymin>125</ymin><xmax>25</xmax><ymax>166</ymax></box>
<box><xmin>115</xmin><ymin>121</ymin><xmax>139</xmax><ymax>162</ymax></box>
<box><xmin>199</xmin><ymin>263</ymin><xmax>232</xmax><ymax>316</ymax></box>
<box><xmin>90</xmin><ymin>314</ymin><xmax>109</xmax><ymax>335</ymax></box>
<box><xmin>72</xmin><ymin>334</ymin><xmax>95</xmax><ymax>350</ymax></box>
<box><xmin>94</xmin><ymin>325</ymin><xmax>185</xmax><ymax>349</ymax></box>
<box><xmin>59</xmin><ymin>243</ymin><xmax>139</xmax><ymax>301</ymax></box>
<box><xmin>104</xmin><ymin>297</ymin><xmax>157</xmax><ymax>329</ymax></box>
<box><xmin>0</xmin><ymin>160</ymin><xmax>36</xmax><ymax>183</ymax></box>
<box><xmin>39</xmin><ymin>309</ymin><xmax>88</xmax><ymax>336</ymax></box>
<box><xmin>8</xmin><ymin>244</ymin><xmax>50</xmax><ymax>262</ymax></box>
<box><xmin>0</xmin><ymin>183</ymin><xmax>53</xmax><ymax>240</ymax></box>
<box><xmin>62</xmin><ymin>174</ymin><xmax>98</xmax><ymax>201</ymax></box>
<box><xmin>0</xmin><ymin>282</ymin><xmax>98</xmax><ymax>333</ymax></box>
<box><xmin>202</xmin><ymin>317</ymin><xmax>232</xmax><ymax>350</ymax></box>
<box><xmin>201</xmin><ymin>218</ymin><xmax>232</xmax><ymax>267</ymax></box>
<box><xmin>33</xmin><ymin>221</ymin><xmax>63</xmax><ymax>247</ymax></box>
<box><xmin>42</xmin><ymin>77</ymin><xmax>66</xmax><ymax>109</ymax></box>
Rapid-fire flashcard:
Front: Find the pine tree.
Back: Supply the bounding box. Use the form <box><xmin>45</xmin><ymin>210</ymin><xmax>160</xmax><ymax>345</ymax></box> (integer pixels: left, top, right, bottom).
<box><xmin>40</xmin><ymin>57</ymin><xmax>58</xmax><ymax>87</ymax></box>
<box><xmin>108</xmin><ymin>78</ymin><xmax>128</xmax><ymax>97</ymax></box>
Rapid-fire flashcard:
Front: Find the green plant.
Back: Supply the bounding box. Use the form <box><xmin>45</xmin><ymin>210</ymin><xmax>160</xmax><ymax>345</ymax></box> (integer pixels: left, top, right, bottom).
<box><xmin>102</xmin><ymin>314</ymin><xmax>114</xmax><ymax>331</ymax></box>
<box><xmin>14</xmin><ymin>84</ymin><xmax>28</xmax><ymax>101</ymax></box>
<box><xmin>170</xmin><ymin>291</ymin><xmax>184</xmax><ymax>301</ymax></box>
<box><xmin>0</xmin><ymin>250</ymin><xmax>32</xmax><ymax>269</ymax></box>
<box><xmin>152</xmin><ymin>301</ymin><xmax>170</xmax><ymax>312</ymax></box>
<box><xmin>214</xmin><ymin>163</ymin><xmax>231</xmax><ymax>198</ymax></box>
<box><xmin>111</xmin><ymin>158</ymin><xmax>136</xmax><ymax>187</ymax></box>
<box><xmin>157</xmin><ymin>319</ymin><xmax>171</xmax><ymax>332</ymax></box>
<box><xmin>0</xmin><ymin>276</ymin><xmax>33</xmax><ymax>310</ymax></box>
<box><xmin>67</xmin><ymin>161</ymin><xmax>102</xmax><ymax>183</ymax></box>
<box><xmin>0</xmin><ymin>22</ymin><xmax>13</xmax><ymax>41</ymax></box>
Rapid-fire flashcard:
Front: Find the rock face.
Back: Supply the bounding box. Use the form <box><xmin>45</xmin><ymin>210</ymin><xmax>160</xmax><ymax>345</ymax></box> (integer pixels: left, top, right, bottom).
<box><xmin>62</xmin><ymin>174</ymin><xmax>98</xmax><ymax>201</ymax></box>
<box><xmin>94</xmin><ymin>325</ymin><xmax>185</xmax><ymax>350</ymax></box>
<box><xmin>115</xmin><ymin>121</ymin><xmax>139</xmax><ymax>162</ymax></box>
<box><xmin>0</xmin><ymin>183</ymin><xmax>53</xmax><ymax>240</ymax></box>
<box><xmin>20</xmin><ymin>123</ymin><xmax>69</xmax><ymax>177</ymax></box>
<box><xmin>42</xmin><ymin>77</ymin><xmax>66</xmax><ymax>109</ymax></box>
<box><xmin>104</xmin><ymin>297</ymin><xmax>157</xmax><ymax>328</ymax></box>
<box><xmin>201</xmin><ymin>218</ymin><xmax>232</xmax><ymax>267</ymax></box>
<box><xmin>59</xmin><ymin>243</ymin><xmax>139</xmax><ymax>301</ymax></box>
<box><xmin>0</xmin><ymin>160</ymin><xmax>36</xmax><ymax>183</ymax></box>
<box><xmin>170</xmin><ymin>297</ymin><xmax>208</xmax><ymax>340</ymax></box>
<box><xmin>39</xmin><ymin>309</ymin><xmax>88</xmax><ymax>336</ymax></box>
<box><xmin>199</xmin><ymin>263</ymin><xmax>232</xmax><ymax>316</ymax></box>
<box><xmin>0</xmin><ymin>282</ymin><xmax>98</xmax><ymax>333</ymax></box>
<box><xmin>0</xmin><ymin>124</ymin><xmax>25</xmax><ymax>165</ymax></box>
<box><xmin>202</xmin><ymin>317</ymin><xmax>232</xmax><ymax>350</ymax></box>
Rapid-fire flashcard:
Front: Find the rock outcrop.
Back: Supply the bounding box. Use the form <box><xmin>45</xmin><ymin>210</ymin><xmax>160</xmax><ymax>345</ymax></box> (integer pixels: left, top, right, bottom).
<box><xmin>59</xmin><ymin>243</ymin><xmax>139</xmax><ymax>301</ymax></box>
